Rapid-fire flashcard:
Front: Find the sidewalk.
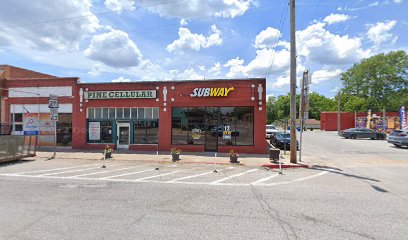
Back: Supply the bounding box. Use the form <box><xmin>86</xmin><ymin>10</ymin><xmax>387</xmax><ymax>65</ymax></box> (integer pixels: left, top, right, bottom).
<box><xmin>32</xmin><ymin>147</ymin><xmax>310</xmax><ymax>168</ymax></box>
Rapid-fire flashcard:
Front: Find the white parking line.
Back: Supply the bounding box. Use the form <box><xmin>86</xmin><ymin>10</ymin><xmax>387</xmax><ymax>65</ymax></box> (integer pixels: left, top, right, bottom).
<box><xmin>68</xmin><ymin>165</ymin><xmax>146</xmax><ymax>178</ymax></box>
<box><xmin>211</xmin><ymin>169</ymin><xmax>259</xmax><ymax>184</ymax></box>
<box><xmin>12</xmin><ymin>164</ymin><xmax>99</xmax><ymax>175</ymax></box>
<box><xmin>166</xmin><ymin>166</ymin><xmax>234</xmax><ymax>183</ymax></box>
<box><xmin>132</xmin><ymin>169</ymin><xmax>188</xmax><ymax>181</ymax></box>
<box><xmin>101</xmin><ymin>169</ymin><xmax>156</xmax><ymax>179</ymax></box>
<box><xmin>41</xmin><ymin>166</ymin><xmax>109</xmax><ymax>176</ymax></box>
<box><xmin>251</xmin><ymin>173</ymin><xmax>279</xmax><ymax>185</ymax></box>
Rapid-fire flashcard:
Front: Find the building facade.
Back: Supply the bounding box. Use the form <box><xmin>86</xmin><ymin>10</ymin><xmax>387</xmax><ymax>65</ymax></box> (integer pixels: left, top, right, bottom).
<box><xmin>1</xmin><ymin>66</ymin><xmax>267</xmax><ymax>154</ymax></box>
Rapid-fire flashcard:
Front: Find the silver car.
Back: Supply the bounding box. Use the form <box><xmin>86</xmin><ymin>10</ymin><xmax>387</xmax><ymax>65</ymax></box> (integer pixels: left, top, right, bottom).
<box><xmin>388</xmin><ymin>130</ymin><xmax>408</xmax><ymax>148</ymax></box>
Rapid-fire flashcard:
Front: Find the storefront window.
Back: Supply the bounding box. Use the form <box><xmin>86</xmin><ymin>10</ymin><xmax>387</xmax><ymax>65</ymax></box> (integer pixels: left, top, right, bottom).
<box><xmin>235</xmin><ymin>107</ymin><xmax>254</xmax><ymax>146</ymax></box>
<box><xmin>87</xmin><ymin>121</ymin><xmax>113</xmax><ymax>143</ymax></box>
<box><xmin>172</xmin><ymin>107</ymin><xmax>188</xmax><ymax>144</ymax></box>
<box><xmin>116</xmin><ymin>108</ymin><xmax>123</xmax><ymax>119</ymax></box>
<box><xmin>134</xmin><ymin>120</ymin><xmax>158</xmax><ymax>144</ymax></box>
<box><xmin>187</xmin><ymin>107</ymin><xmax>205</xmax><ymax>145</ymax></box>
<box><xmin>57</xmin><ymin>113</ymin><xmax>72</xmax><ymax>146</ymax></box>
<box><xmin>171</xmin><ymin>107</ymin><xmax>254</xmax><ymax>146</ymax></box>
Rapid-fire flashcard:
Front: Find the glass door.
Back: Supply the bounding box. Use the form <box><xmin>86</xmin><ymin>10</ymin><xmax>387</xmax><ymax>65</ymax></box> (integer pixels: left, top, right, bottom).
<box><xmin>117</xmin><ymin>122</ymin><xmax>130</xmax><ymax>149</ymax></box>
<box><xmin>205</xmin><ymin>107</ymin><xmax>219</xmax><ymax>152</ymax></box>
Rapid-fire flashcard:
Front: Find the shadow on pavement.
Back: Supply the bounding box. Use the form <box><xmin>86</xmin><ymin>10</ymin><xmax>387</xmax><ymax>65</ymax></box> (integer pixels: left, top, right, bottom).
<box><xmin>310</xmin><ymin>166</ymin><xmax>380</xmax><ymax>182</ymax></box>
<box><xmin>0</xmin><ymin>159</ymin><xmax>35</xmax><ymax>168</ymax></box>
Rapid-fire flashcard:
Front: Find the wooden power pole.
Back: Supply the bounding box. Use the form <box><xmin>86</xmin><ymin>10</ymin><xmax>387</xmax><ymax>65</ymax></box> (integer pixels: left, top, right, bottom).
<box><xmin>289</xmin><ymin>0</ymin><xmax>297</xmax><ymax>163</ymax></box>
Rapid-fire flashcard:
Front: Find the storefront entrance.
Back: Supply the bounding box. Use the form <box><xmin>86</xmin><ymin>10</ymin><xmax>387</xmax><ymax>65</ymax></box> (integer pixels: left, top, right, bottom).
<box><xmin>117</xmin><ymin>122</ymin><xmax>130</xmax><ymax>149</ymax></box>
<box><xmin>204</xmin><ymin>108</ymin><xmax>219</xmax><ymax>152</ymax></box>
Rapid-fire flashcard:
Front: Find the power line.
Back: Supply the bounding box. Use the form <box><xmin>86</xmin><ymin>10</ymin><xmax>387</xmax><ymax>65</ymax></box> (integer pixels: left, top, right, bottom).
<box><xmin>265</xmin><ymin>0</ymin><xmax>290</xmax><ymax>77</ymax></box>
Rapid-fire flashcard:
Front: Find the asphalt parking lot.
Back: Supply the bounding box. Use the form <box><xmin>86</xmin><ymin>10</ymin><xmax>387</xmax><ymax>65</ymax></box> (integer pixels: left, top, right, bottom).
<box><xmin>0</xmin><ymin>131</ymin><xmax>407</xmax><ymax>240</ymax></box>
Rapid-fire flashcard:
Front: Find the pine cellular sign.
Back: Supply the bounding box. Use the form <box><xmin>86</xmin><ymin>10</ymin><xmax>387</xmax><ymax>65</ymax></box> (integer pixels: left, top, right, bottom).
<box><xmin>85</xmin><ymin>90</ymin><xmax>157</xmax><ymax>99</ymax></box>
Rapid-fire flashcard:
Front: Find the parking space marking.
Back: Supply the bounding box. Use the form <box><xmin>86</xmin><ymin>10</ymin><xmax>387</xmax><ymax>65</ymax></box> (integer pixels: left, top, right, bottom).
<box><xmin>101</xmin><ymin>169</ymin><xmax>156</xmax><ymax>179</ymax></box>
<box><xmin>10</xmin><ymin>164</ymin><xmax>99</xmax><ymax>175</ymax></box>
<box><xmin>131</xmin><ymin>169</ymin><xmax>191</xmax><ymax>181</ymax></box>
<box><xmin>0</xmin><ymin>165</ymin><xmax>330</xmax><ymax>187</ymax></box>
<box><xmin>166</xmin><ymin>166</ymin><xmax>234</xmax><ymax>183</ymax></box>
<box><xmin>68</xmin><ymin>165</ymin><xmax>146</xmax><ymax>178</ymax></box>
<box><xmin>251</xmin><ymin>173</ymin><xmax>280</xmax><ymax>185</ymax></box>
<box><xmin>211</xmin><ymin>169</ymin><xmax>259</xmax><ymax>184</ymax></box>
<box><xmin>40</xmin><ymin>166</ymin><xmax>108</xmax><ymax>176</ymax></box>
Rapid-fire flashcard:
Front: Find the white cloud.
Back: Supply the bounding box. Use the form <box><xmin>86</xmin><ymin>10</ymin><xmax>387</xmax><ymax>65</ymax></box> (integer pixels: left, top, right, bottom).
<box><xmin>167</xmin><ymin>25</ymin><xmax>222</xmax><ymax>54</ymax></box>
<box><xmin>135</xmin><ymin>0</ymin><xmax>254</xmax><ymax>19</ymax></box>
<box><xmin>84</xmin><ymin>28</ymin><xmax>143</xmax><ymax>68</ymax></box>
<box><xmin>112</xmin><ymin>76</ymin><xmax>132</xmax><ymax>82</ymax></box>
<box><xmin>198</xmin><ymin>65</ymin><xmax>206</xmax><ymax>71</ymax></box>
<box><xmin>209</xmin><ymin>62</ymin><xmax>222</xmax><ymax>76</ymax></box>
<box><xmin>394</xmin><ymin>0</ymin><xmax>402</xmax><ymax>3</ymax></box>
<box><xmin>180</xmin><ymin>18</ymin><xmax>189</xmax><ymax>26</ymax></box>
<box><xmin>104</xmin><ymin>0</ymin><xmax>135</xmax><ymax>12</ymax></box>
<box><xmin>224</xmin><ymin>48</ymin><xmax>290</xmax><ymax>78</ymax></box>
<box><xmin>0</xmin><ymin>0</ymin><xmax>100</xmax><ymax>51</ymax></box>
<box><xmin>168</xmin><ymin>68</ymin><xmax>204</xmax><ymax>80</ymax></box>
<box><xmin>323</xmin><ymin>14</ymin><xmax>351</xmax><ymax>25</ymax></box>
<box><xmin>297</xmin><ymin>22</ymin><xmax>369</xmax><ymax>66</ymax></box>
<box><xmin>87</xmin><ymin>64</ymin><xmax>103</xmax><ymax>77</ymax></box>
<box><xmin>311</xmin><ymin>69</ymin><xmax>342</xmax><ymax>84</ymax></box>
<box><xmin>254</xmin><ymin>27</ymin><xmax>281</xmax><ymax>49</ymax></box>
<box><xmin>367</xmin><ymin>20</ymin><xmax>398</xmax><ymax>46</ymax></box>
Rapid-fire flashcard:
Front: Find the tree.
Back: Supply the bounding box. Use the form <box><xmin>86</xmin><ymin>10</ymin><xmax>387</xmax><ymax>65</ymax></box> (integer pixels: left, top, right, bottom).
<box><xmin>308</xmin><ymin>92</ymin><xmax>336</xmax><ymax>120</ymax></box>
<box><xmin>341</xmin><ymin>50</ymin><xmax>408</xmax><ymax>111</ymax></box>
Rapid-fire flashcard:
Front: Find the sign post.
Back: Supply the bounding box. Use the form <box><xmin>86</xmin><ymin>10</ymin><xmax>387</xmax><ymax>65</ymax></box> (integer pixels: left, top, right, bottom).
<box><xmin>48</xmin><ymin>95</ymin><xmax>58</xmax><ymax>160</ymax></box>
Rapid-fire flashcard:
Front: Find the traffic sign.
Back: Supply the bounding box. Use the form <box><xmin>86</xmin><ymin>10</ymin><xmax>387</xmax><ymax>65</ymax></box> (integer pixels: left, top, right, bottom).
<box><xmin>48</xmin><ymin>95</ymin><xmax>59</xmax><ymax>108</ymax></box>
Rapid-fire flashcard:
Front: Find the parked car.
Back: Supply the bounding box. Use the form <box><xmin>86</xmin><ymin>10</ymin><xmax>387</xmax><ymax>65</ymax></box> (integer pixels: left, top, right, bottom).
<box><xmin>388</xmin><ymin>130</ymin><xmax>408</xmax><ymax>148</ymax></box>
<box><xmin>266</xmin><ymin>124</ymin><xmax>279</xmax><ymax>139</ymax></box>
<box><xmin>270</xmin><ymin>132</ymin><xmax>299</xmax><ymax>150</ymax></box>
<box><xmin>340</xmin><ymin>128</ymin><xmax>386</xmax><ymax>140</ymax></box>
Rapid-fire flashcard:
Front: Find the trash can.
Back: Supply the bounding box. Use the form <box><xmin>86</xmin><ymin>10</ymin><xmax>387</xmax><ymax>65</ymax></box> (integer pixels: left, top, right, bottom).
<box><xmin>269</xmin><ymin>149</ymin><xmax>280</xmax><ymax>161</ymax></box>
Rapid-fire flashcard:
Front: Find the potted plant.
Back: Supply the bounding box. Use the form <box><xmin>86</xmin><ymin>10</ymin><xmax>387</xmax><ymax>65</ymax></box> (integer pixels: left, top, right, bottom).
<box><xmin>170</xmin><ymin>147</ymin><xmax>182</xmax><ymax>161</ymax></box>
<box><xmin>104</xmin><ymin>145</ymin><xmax>113</xmax><ymax>159</ymax></box>
<box><xmin>228</xmin><ymin>149</ymin><xmax>240</xmax><ymax>163</ymax></box>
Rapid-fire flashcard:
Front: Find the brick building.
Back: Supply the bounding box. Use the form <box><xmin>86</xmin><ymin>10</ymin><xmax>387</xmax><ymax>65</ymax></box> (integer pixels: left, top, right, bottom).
<box><xmin>1</xmin><ymin>65</ymin><xmax>267</xmax><ymax>154</ymax></box>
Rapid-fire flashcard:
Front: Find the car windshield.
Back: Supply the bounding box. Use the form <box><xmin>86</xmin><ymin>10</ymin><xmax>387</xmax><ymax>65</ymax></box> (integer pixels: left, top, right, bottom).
<box><xmin>266</xmin><ymin>126</ymin><xmax>276</xmax><ymax>130</ymax></box>
<box><xmin>277</xmin><ymin>133</ymin><xmax>290</xmax><ymax>138</ymax></box>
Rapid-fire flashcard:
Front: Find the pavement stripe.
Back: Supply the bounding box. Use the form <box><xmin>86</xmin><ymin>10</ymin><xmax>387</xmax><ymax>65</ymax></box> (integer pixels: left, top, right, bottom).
<box><xmin>132</xmin><ymin>169</ymin><xmax>190</xmax><ymax>181</ymax></box>
<box><xmin>40</xmin><ymin>166</ymin><xmax>109</xmax><ymax>176</ymax></box>
<box><xmin>251</xmin><ymin>173</ymin><xmax>280</xmax><ymax>185</ymax></box>
<box><xmin>13</xmin><ymin>164</ymin><xmax>99</xmax><ymax>175</ymax></box>
<box><xmin>68</xmin><ymin>165</ymin><xmax>146</xmax><ymax>178</ymax></box>
<box><xmin>166</xmin><ymin>166</ymin><xmax>234</xmax><ymax>183</ymax></box>
<box><xmin>211</xmin><ymin>169</ymin><xmax>259</xmax><ymax>184</ymax></box>
<box><xmin>101</xmin><ymin>169</ymin><xmax>156</xmax><ymax>179</ymax></box>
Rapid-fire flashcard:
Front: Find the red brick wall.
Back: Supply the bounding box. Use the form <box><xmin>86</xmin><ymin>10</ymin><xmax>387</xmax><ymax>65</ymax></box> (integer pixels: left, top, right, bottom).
<box><xmin>75</xmin><ymin>79</ymin><xmax>266</xmax><ymax>154</ymax></box>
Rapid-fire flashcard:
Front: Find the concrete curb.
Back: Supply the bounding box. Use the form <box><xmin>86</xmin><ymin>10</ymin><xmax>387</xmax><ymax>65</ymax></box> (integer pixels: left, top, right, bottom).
<box><xmin>261</xmin><ymin>163</ymin><xmax>310</xmax><ymax>169</ymax></box>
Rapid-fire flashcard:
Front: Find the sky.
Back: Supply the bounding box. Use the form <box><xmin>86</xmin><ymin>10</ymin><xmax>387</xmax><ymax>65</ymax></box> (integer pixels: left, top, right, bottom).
<box><xmin>0</xmin><ymin>0</ymin><xmax>407</xmax><ymax>98</ymax></box>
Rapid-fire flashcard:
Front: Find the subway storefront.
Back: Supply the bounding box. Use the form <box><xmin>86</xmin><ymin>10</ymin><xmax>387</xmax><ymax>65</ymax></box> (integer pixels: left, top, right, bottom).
<box><xmin>74</xmin><ymin>79</ymin><xmax>266</xmax><ymax>154</ymax></box>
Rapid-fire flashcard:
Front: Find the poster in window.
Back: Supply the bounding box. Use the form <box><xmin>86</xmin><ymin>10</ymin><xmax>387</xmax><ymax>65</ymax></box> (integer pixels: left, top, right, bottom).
<box><xmin>191</xmin><ymin>127</ymin><xmax>202</xmax><ymax>140</ymax></box>
<box><xmin>89</xmin><ymin>122</ymin><xmax>101</xmax><ymax>140</ymax></box>
<box><xmin>23</xmin><ymin>113</ymin><xmax>39</xmax><ymax>135</ymax></box>
<box><xmin>223</xmin><ymin>125</ymin><xmax>232</xmax><ymax>140</ymax></box>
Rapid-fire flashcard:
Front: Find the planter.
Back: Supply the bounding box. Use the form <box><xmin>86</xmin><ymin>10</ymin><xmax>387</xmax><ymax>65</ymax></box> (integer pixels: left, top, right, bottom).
<box><xmin>229</xmin><ymin>156</ymin><xmax>239</xmax><ymax>163</ymax></box>
<box><xmin>104</xmin><ymin>151</ymin><xmax>112</xmax><ymax>159</ymax></box>
<box><xmin>172</xmin><ymin>153</ymin><xmax>180</xmax><ymax>161</ymax></box>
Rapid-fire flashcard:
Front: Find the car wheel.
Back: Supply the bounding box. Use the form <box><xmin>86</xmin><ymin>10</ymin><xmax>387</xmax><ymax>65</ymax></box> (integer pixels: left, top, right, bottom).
<box><xmin>350</xmin><ymin>134</ymin><xmax>356</xmax><ymax>139</ymax></box>
<box><xmin>345</xmin><ymin>137</ymin><xmax>349</xmax><ymax>139</ymax></box>
<box><xmin>394</xmin><ymin>144</ymin><xmax>402</xmax><ymax>148</ymax></box>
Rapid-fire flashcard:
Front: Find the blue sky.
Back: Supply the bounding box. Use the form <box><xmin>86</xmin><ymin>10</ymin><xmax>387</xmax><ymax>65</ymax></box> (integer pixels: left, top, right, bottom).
<box><xmin>0</xmin><ymin>0</ymin><xmax>407</xmax><ymax>98</ymax></box>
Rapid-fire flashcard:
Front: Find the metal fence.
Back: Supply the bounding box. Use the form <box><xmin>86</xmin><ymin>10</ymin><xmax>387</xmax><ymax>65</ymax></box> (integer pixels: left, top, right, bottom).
<box><xmin>0</xmin><ymin>135</ymin><xmax>37</xmax><ymax>163</ymax></box>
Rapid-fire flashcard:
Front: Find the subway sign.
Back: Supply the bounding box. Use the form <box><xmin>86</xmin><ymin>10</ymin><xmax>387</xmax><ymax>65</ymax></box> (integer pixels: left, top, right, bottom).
<box><xmin>85</xmin><ymin>90</ymin><xmax>156</xmax><ymax>99</ymax></box>
<box><xmin>190</xmin><ymin>87</ymin><xmax>234</xmax><ymax>97</ymax></box>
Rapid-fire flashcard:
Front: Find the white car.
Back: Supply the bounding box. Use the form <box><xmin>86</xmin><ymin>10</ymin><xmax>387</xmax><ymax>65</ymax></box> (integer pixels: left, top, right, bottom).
<box><xmin>266</xmin><ymin>125</ymin><xmax>279</xmax><ymax>139</ymax></box>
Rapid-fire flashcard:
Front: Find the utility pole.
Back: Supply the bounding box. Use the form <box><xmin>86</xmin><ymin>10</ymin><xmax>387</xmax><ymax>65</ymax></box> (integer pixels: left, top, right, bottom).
<box><xmin>289</xmin><ymin>0</ymin><xmax>297</xmax><ymax>163</ymax></box>
<box><xmin>337</xmin><ymin>91</ymin><xmax>341</xmax><ymax>135</ymax></box>
<box><xmin>298</xmin><ymin>70</ymin><xmax>308</xmax><ymax>162</ymax></box>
